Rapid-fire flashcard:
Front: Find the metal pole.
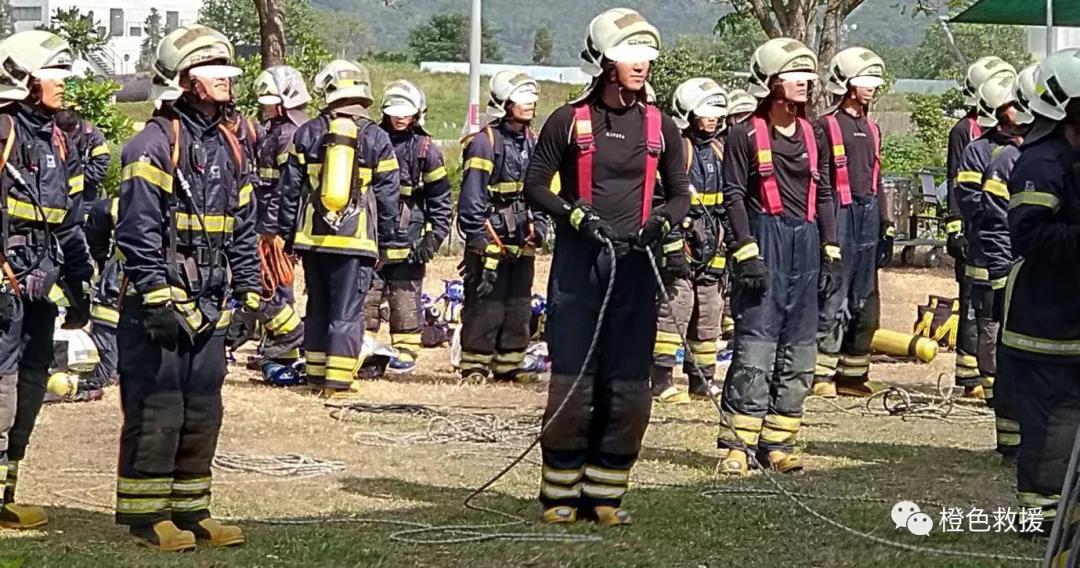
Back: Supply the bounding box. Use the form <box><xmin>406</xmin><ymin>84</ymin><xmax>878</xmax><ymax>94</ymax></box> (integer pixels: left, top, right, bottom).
<box><xmin>465</xmin><ymin>0</ymin><xmax>482</xmax><ymax>135</ymax></box>
<box><xmin>938</xmin><ymin>16</ymin><xmax>968</xmax><ymax>70</ymax></box>
<box><xmin>1047</xmin><ymin>0</ymin><xmax>1055</xmax><ymax>57</ymax></box>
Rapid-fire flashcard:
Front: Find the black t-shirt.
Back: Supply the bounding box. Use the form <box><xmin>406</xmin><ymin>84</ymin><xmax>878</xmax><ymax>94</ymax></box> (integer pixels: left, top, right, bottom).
<box><xmin>819</xmin><ymin>110</ymin><xmax>877</xmax><ymax>199</ymax></box>
<box><xmin>722</xmin><ymin>116</ymin><xmax>836</xmax><ymax>244</ymax></box>
<box><xmin>523</xmin><ymin>100</ymin><xmax>690</xmax><ymax>239</ymax></box>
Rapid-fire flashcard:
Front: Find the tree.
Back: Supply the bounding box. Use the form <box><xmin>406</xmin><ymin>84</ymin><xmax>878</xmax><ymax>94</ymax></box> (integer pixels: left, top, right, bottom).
<box><xmin>532</xmin><ymin>26</ymin><xmax>553</xmax><ymax>65</ymax></box>
<box><xmin>40</xmin><ymin>7</ymin><xmax>107</xmax><ymax>58</ymax></box>
<box><xmin>407</xmin><ymin>13</ymin><xmax>501</xmax><ymax>64</ymax></box>
<box><xmin>254</xmin><ymin>0</ymin><xmax>286</xmax><ymax>68</ymax></box>
<box><xmin>907</xmin><ymin>21</ymin><xmax>1033</xmax><ymax>80</ymax></box>
<box><xmin>139</xmin><ymin>9</ymin><xmax>163</xmax><ymax>73</ymax></box>
<box><xmin>316</xmin><ymin>10</ymin><xmax>371</xmax><ymax>59</ymax></box>
<box><xmin>0</xmin><ymin>0</ymin><xmax>14</xmax><ymax>37</ymax></box>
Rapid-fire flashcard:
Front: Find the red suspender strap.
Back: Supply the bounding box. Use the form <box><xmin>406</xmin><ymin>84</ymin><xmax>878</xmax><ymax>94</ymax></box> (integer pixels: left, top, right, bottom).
<box><xmin>641</xmin><ymin>104</ymin><xmax>661</xmax><ymax>225</ymax></box>
<box><xmin>969</xmin><ymin>117</ymin><xmax>982</xmax><ymax>140</ymax></box>
<box><xmin>573</xmin><ymin>104</ymin><xmax>595</xmax><ymax>204</ymax></box>
<box><xmin>800</xmin><ymin>117</ymin><xmax>818</xmax><ymax>222</ymax></box>
<box><xmin>869</xmin><ymin>118</ymin><xmax>881</xmax><ymax>195</ymax></box>
<box><xmin>824</xmin><ymin>114</ymin><xmax>851</xmax><ymax>207</ymax></box>
<box><xmin>750</xmin><ymin>116</ymin><xmax>784</xmax><ymax>215</ymax></box>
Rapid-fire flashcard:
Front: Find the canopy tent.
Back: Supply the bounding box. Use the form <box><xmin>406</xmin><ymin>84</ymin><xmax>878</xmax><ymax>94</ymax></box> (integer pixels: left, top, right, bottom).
<box><xmin>950</xmin><ymin>0</ymin><xmax>1080</xmax><ymax>55</ymax></box>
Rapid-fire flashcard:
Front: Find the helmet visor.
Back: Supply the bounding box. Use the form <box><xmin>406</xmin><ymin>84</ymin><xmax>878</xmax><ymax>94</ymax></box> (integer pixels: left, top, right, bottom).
<box><xmin>258</xmin><ymin>94</ymin><xmax>283</xmax><ymax>105</ymax></box>
<box><xmin>383</xmin><ymin>102</ymin><xmax>420</xmax><ymax>118</ymax></box>
<box><xmin>605</xmin><ymin>37</ymin><xmax>660</xmax><ymax>64</ymax></box>
<box><xmin>777</xmin><ymin>71</ymin><xmax>818</xmax><ymax>83</ymax></box>
<box><xmin>694</xmin><ymin>104</ymin><xmax>727</xmax><ymax>118</ymax></box>
<box><xmin>32</xmin><ymin>67</ymin><xmax>73</xmax><ymax>80</ymax></box>
<box><xmin>850</xmin><ymin>75</ymin><xmax>885</xmax><ymax>89</ymax></box>
<box><xmin>189</xmin><ymin>64</ymin><xmax>242</xmax><ymax>80</ymax></box>
<box><xmin>508</xmin><ymin>85</ymin><xmax>540</xmax><ymax>105</ymax></box>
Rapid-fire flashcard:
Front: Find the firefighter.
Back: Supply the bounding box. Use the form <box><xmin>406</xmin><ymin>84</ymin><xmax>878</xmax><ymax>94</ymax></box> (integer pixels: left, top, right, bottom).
<box><xmin>249</xmin><ymin>66</ymin><xmax>308</xmax><ymax>361</ymax></box>
<box><xmin>456</xmin><ymin>70</ymin><xmax>548</xmax><ymax>383</ymax></box>
<box><xmin>998</xmin><ymin>48</ymin><xmax>1080</xmax><ymax>533</ymax></box>
<box><xmin>0</xmin><ymin>30</ymin><xmax>92</xmax><ymax>530</ymax></box>
<box><xmin>85</xmin><ymin>196</ymin><xmax>120</xmax><ymax>389</ymax></box>
<box><xmin>953</xmin><ymin>72</ymin><xmax>1026</xmax><ymax>408</ymax></box>
<box><xmin>113</xmin><ymin>25</ymin><xmax>259</xmax><ymax>550</ymax></box>
<box><xmin>523</xmin><ymin>7</ymin><xmax>690</xmax><ymax>525</ymax></box>
<box><xmin>365</xmin><ymin>80</ymin><xmax>451</xmax><ymax>373</ymax></box>
<box><xmin>811</xmin><ymin>47</ymin><xmax>889</xmax><ymax>398</ymax></box>
<box><xmin>278</xmin><ymin>59</ymin><xmax>400</xmax><ymax>397</ymax></box>
<box><xmin>726</xmin><ymin>89</ymin><xmax>757</xmax><ymax>127</ymax></box>
<box><xmin>651</xmin><ymin>77</ymin><xmax>728</xmax><ymax>404</ymax></box>
<box><xmin>946</xmin><ymin>56</ymin><xmax>1017</xmax><ymax>397</ymax></box>
<box><xmin>717</xmin><ymin>38</ymin><xmax>838</xmax><ymax>476</ymax></box>
<box><xmin>54</xmin><ymin>109</ymin><xmax>109</xmax><ymax>215</ymax></box>
<box><xmin>977</xmin><ymin>65</ymin><xmax>1039</xmax><ymax>463</ymax></box>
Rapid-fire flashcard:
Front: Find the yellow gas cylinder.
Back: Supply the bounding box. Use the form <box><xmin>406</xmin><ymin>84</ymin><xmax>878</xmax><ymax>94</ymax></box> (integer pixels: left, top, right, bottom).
<box><xmin>320</xmin><ymin>117</ymin><xmax>358</xmax><ymax>217</ymax></box>
<box><xmin>871</xmin><ymin>329</ymin><xmax>938</xmax><ymax>363</ymax></box>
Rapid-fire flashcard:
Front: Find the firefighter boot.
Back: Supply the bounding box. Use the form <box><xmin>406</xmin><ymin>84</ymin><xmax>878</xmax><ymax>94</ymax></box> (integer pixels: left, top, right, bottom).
<box><xmin>0</xmin><ymin>503</ymin><xmax>47</xmax><ymax>530</ymax></box>
<box><xmin>811</xmin><ymin>379</ymin><xmax>837</xmax><ymax>398</ymax></box>
<box><xmin>964</xmin><ymin>384</ymin><xmax>986</xmax><ymax>400</ymax></box>
<box><xmin>763</xmin><ymin>450</ymin><xmax>804</xmax><ymax>474</ymax></box>
<box><xmin>130</xmin><ymin>521</ymin><xmax>197</xmax><ymax>552</ymax></box>
<box><xmin>651</xmin><ymin>366</ymin><xmax>690</xmax><ymax>405</ymax></box>
<box><xmin>180</xmin><ymin>518</ymin><xmax>245</xmax><ymax>548</ymax></box>
<box><xmin>320</xmin><ymin>380</ymin><xmax>361</xmax><ymax>401</ymax></box>
<box><xmin>542</xmin><ymin>505</ymin><xmax>577</xmax><ymax>525</ymax></box>
<box><xmin>593</xmin><ymin>506</ymin><xmax>632</xmax><ymax>527</ymax></box>
<box><xmin>835</xmin><ymin>379</ymin><xmax>885</xmax><ymax>398</ymax></box>
<box><xmin>718</xmin><ymin>449</ymin><xmax>749</xmax><ymax>476</ymax></box>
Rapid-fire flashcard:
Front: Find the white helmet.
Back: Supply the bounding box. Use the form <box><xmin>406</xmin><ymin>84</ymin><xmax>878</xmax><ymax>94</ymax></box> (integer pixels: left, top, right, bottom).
<box><xmin>671</xmin><ymin>77</ymin><xmax>728</xmax><ymax>130</ymax></box>
<box><xmin>0</xmin><ymin>31</ymin><xmax>73</xmax><ymax>101</ymax></box>
<box><xmin>155</xmin><ymin>25</ymin><xmax>238</xmax><ymax>81</ymax></box>
<box><xmin>580</xmin><ymin>8</ymin><xmax>661</xmax><ymax>77</ymax></box>
<box><xmin>381</xmin><ymin>79</ymin><xmax>427</xmax><ymax>123</ymax></box>
<box><xmin>1012</xmin><ymin>64</ymin><xmax>1039</xmax><ymax>125</ymax></box>
<box><xmin>151</xmin><ymin>74</ymin><xmax>182</xmax><ymax>110</ymax></box>
<box><xmin>726</xmin><ymin>89</ymin><xmax>757</xmax><ymax>118</ymax></box>
<box><xmin>1031</xmin><ymin>48</ymin><xmax>1080</xmax><ymax>122</ymax></box>
<box><xmin>975</xmin><ymin>73</ymin><xmax>1017</xmax><ymax>128</ymax></box>
<box><xmin>748</xmin><ymin>38</ymin><xmax>818</xmax><ymax>99</ymax></box>
<box><xmin>314</xmin><ymin>59</ymin><xmax>373</xmax><ymax>107</ymax></box>
<box><xmin>963</xmin><ymin>56</ymin><xmax>1016</xmax><ymax>107</ymax></box>
<box><xmin>487</xmin><ymin>70</ymin><xmax>539</xmax><ymax>119</ymax></box>
<box><xmin>254</xmin><ymin>65</ymin><xmax>310</xmax><ymax>109</ymax></box>
<box><xmin>826</xmin><ymin>46</ymin><xmax>885</xmax><ymax>96</ymax></box>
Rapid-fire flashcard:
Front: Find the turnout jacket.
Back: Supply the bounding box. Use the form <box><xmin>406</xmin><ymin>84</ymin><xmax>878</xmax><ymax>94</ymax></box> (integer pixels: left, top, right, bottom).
<box><xmin>86</xmin><ymin>196</ymin><xmax>121</xmax><ymax>326</ymax></box>
<box><xmin>68</xmin><ymin>119</ymin><xmax>110</xmax><ymax>204</ymax></box>
<box><xmin>953</xmin><ymin>130</ymin><xmax>1021</xmax><ymax>284</ymax></box>
<box><xmin>665</xmin><ymin>132</ymin><xmax>726</xmax><ymax>279</ymax></box>
<box><xmin>0</xmin><ymin>103</ymin><xmax>93</xmax><ymax>287</ymax></box>
<box><xmin>115</xmin><ymin>99</ymin><xmax>260</xmax><ymax>311</ymax></box>
<box><xmin>379</xmin><ymin>126</ymin><xmax>452</xmax><ymax>262</ymax></box>
<box><xmin>975</xmin><ymin>144</ymin><xmax>1020</xmax><ymax>289</ymax></box>
<box><xmin>1002</xmin><ymin>131</ymin><xmax>1080</xmax><ymax>360</ymax></box>
<box><xmin>278</xmin><ymin>111</ymin><xmax>400</xmax><ymax>259</ymax></box>
<box><xmin>946</xmin><ymin>114</ymin><xmax>982</xmax><ymax>232</ymax></box>
<box><xmin>458</xmin><ymin>119</ymin><xmax>548</xmax><ymax>249</ymax></box>
<box><xmin>256</xmin><ymin>110</ymin><xmax>306</xmax><ymax>236</ymax></box>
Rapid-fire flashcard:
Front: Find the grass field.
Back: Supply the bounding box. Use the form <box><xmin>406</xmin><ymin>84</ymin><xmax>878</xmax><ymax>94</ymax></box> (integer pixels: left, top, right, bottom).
<box><xmin>0</xmin><ymin>258</ymin><xmax>1049</xmax><ymax>567</ymax></box>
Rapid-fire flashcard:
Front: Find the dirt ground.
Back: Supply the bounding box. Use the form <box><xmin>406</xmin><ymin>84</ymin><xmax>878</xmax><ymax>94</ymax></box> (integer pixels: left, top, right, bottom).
<box><xmin>0</xmin><ymin>257</ymin><xmax>1046</xmax><ymax>567</ymax></box>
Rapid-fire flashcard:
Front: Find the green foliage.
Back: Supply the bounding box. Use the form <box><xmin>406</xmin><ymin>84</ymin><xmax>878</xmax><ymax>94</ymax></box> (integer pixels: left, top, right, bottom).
<box><xmin>907</xmin><ymin>21</ymin><xmax>1034</xmax><ymax>80</ymax></box>
<box><xmin>139</xmin><ymin>9</ymin><xmax>163</xmax><ymax>73</ymax></box>
<box><xmin>532</xmin><ymin>27</ymin><xmax>553</xmax><ymax>65</ymax></box>
<box><xmin>316</xmin><ymin>10</ymin><xmax>371</xmax><ymax>59</ymax></box>
<box><xmin>407</xmin><ymin>14</ymin><xmax>501</xmax><ymax>64</ymax></box>
<box><xmin>40</xmin><ymin>7</ymin><xmax>106</xmax><ymax>58</ymax></box>
<box><xmin>881</xmin><ymin>133</ymin><xmax>940</xmax><ymax>174</ymax></box>
<box><xmin>63</xmin><ymin>77</ymin><xmax>132</xmax><ymax>145</ymax></box>
<box><xmin>101</xmin><ymin>143</ymin><xmax>121</xmax><ymax>197</ymax></box>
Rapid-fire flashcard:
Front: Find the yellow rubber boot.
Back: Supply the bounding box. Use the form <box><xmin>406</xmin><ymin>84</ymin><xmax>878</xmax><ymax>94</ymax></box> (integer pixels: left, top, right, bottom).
<box><xmin>718</xmin><ymin>449</ymin><xmax>749</xmax><ymax>476</ymax></box>
<box><xmin>964</xmin><ymin>384</ymin><xmax>986</xmax><ymax>400</ymax></box>
<box><xmin>593</xmin><ymin>506</ymin><xmax>632</xmax><ymax>527</ymax></box>
<box><xmin>0</xmin><ymin>503</ymin><xmax>47</xmax><ymax>529</ymax></box>
<box><xmin>765</xmin><ymin>450</ymin><xmax>804</xmax><ymax>473</ymax></box>
<box><xmin>130</xmin><ymin>521</ymin><xmax>197</xmax><ymax>552</ymax></box>
<box><xmin>321</xmin><ymin>381</ymin><xmax>361</xmax><ymax>401</ymax></box>
<box><xmin>542</xmin><ymin>506</ymin><xmax>577</xmax><ymax>524</ymax></box>
<box><xmin>835</xmin><ymin>380</ymin><xmax>885</xmax><ymax>398</ymax></box>
<box><xmin>654</xmin><ymin>386</ymin><xmax>691</xmax><ymax>405</ymax></box>
<box><xmin>181</xmin><ymin>518</ymin><xmax>245</xmax><ymax>547</ymax></box>
<box><xmin>811</xmin><ymin>381</ymin><xmax>837</xmax><ymax>398</ymax></box>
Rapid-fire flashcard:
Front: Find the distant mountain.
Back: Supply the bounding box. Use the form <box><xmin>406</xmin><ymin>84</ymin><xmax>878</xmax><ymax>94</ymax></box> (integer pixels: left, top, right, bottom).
<box><xmin>315</xmin><ymin>0</ymin><xmax>935</xmax><ymax>65</ymax></box>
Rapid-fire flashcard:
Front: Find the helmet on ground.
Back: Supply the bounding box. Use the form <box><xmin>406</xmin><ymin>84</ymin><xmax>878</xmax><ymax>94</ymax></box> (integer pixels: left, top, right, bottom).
<box><xmin>381</xmin><ymin>79</ymin><xmax>427</xmax><ymax>123</ymax></box>
<box><xmin>155</xmin><ymin>24</ymin><xmax>238</xmax><ymax>81</ymax></box>
<box><xmin>975</xmin><ymin>73</ymin><xmax>1017</xmax><ymax>128</ymax></box>
<box><xmin>1012</xmin><ymin>64</ymin><xmax>1039</xmax><ymax>125</ymax></box>
<box><xmin>314</xmin><ymin>59</ymin><xmax>373</xmax><ymax>107</ymax></box>
<box><xmin>487</xmin><ymin>70</ymin><xmax>539</xmax><ymax>119</ymax></box>
<box><xmin>1031</xmin><ymin>48</ymin><xmax>1080</xmax><ymax>121</ymax></box>
<box><xmin>748</xmin><ymin>37</ymin><xmax>818</xmax><ymax>99</ymax></box>
<box><xmin>726</xmin><ymin>89</ymin><xmax>757</xmax><ymax>117</ymax></box>
<box><xmin>671</xmin><ymin>77</ymin><xmax>728</xmax><ymax>130</ymax></box>
<box><xmin>580</xmin><ymin>8</ymin><xmax>661</xmax><ymax>77</ymax></box>
<box><xmin>963</xmin><ymin>56</ymin><xmax>1016</xmax><ymax>107</ymax></box>
<box><xmin>0</xmin><ymin>30</ymin><xmax>73</xmax><ymax>101</ymax></box>
<box><xmin>254</xmin><ymin>65</ymin><xmax>310</xmax><ymax>109</ymax></box>
<box><xmin>826</xmin><ymin>46</ymin><xmax>885</xmax><ymax>96</ymax></box>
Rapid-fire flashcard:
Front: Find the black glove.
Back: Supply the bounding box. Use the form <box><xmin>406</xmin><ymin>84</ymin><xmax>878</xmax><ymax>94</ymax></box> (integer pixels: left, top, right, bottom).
<box><xmin>877</xmin><ymin>221</ymin><xmax>895</xmax><ymax>268</ymax></box>
<box><xmin>636</xmin><ymin>211</ymin><xmax>672</xmax><ymax>250</ymax></box>
<box><xmin>226</xmin><ymin>294</ymin><xmax>262</xmax><ymax>351</ymax></box>
<box><xmin>662</xmin><ymin>243</ymin><xmax>692</xmax><ymax>279</ymax></box>
<box><xmin>62</xmin><ymin>280</ymin><xmax>91</xmax><ymax>330</ymax></box>
<box><xmin>412</xmin><ymin>233</ymin><xmax>439</xmax><ymax>264</ymax></box>
<box><xmin>476</xmin><ymin>268</ymin><xmax>498</xmax><ymax>298</ymax></box>
<box><xmin>945</xmin><ymin>216</ymin><xmax>966</xmax><ymax>262</ymax></box>
<box><xmin>144</xmin><ymin>304</ymin><xmax>180</xmax><ymax>351</ymax></box>
<box><xmin>820</xmin><ymin>243</ymin><xmax>844</xmax><ymax>297</ymax></box>
<box><xmin>731</xmin><ymin>239</ymin><xmax>768</xmax><ymax>295</ymax></box>
<box><xmin>569</xmin><ymin>200</ymin><xmax>615</xmax><ymax>245</ymax></box>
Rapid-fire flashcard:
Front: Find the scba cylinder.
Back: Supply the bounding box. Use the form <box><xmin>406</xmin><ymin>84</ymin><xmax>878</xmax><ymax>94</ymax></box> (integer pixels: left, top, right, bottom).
<box><xmin>320</xmin><ymin>117</ymin><xmax>358</xmax><ymax>216</ymax></box>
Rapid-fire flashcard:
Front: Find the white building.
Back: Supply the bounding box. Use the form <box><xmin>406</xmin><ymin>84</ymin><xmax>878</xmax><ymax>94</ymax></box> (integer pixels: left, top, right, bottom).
<box><xmin>7</xmin><ymin>0</ymin><xmax>202</xmax><ymax>76</ymax></box>
<box><xmin>1028</xmin><ymin>26</ymin><xmax>1080</xmax><ymax>59</ymax></box>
